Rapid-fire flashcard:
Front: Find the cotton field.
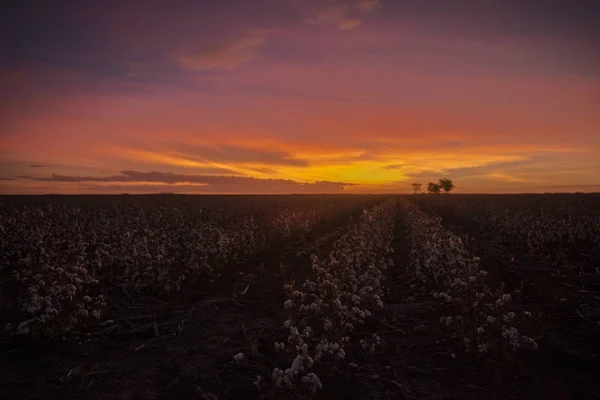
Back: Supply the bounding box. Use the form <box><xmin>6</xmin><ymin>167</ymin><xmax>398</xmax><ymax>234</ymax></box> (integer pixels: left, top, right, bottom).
<box><xmin>1</xmin><ymin>194</ymin><xmax>599</xmax><ymax>400</ymax></box>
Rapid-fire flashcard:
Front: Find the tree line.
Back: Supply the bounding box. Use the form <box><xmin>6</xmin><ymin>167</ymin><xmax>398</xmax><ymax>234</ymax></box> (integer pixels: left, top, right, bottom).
<box><xmin>411</xmin><ymin>178</ymin><xmax>454</xmax><ymax>194</ymax></box>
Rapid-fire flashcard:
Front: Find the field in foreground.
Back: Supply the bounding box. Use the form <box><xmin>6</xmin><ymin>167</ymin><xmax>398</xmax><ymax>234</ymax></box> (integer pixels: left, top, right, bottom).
<box><xmin>1</xmin><ymin>194</ymin><xmax>599</xmax><ymax>400</ymax></box>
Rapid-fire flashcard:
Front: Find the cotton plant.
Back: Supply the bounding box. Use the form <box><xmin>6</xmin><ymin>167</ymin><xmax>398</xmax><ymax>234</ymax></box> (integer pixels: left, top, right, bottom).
<box><xmin>403</xmin><ymin>202</ymin><xmax>538</xmax><ymax>358</ymax></box>
<box><xmin>2</xmin><ymin>199</ymin><xmax>385</xmax><ymax>339</ymax></box>
<box><xmin>417</xmin><ymin>196</ymin><xmax>600</xmax><ymax>272</ymax></box>
<box><xmin>260</xmin><ymin>201</ymin><xmax>396</xmax><ymax>394</ymax></box>
<box><xmin>7</xmin><ymin>240</ymin><xmax>105</xmax><ymax>337</ymax></box>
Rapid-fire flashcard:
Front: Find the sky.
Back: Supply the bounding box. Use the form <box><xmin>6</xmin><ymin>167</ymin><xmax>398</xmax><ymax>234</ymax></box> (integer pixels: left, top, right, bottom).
<box><xmin>1</xmin><ymin>0</ymin><xmax>599</xmax><ymax>194</ymax></box>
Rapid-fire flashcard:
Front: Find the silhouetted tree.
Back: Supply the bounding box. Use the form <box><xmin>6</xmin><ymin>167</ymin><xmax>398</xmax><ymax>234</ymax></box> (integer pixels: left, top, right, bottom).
<box><xmin>411</xmin><ymin>183</ymin><xmax>422</xmax><ymax>194</ymax></box>
<box><xmin>439</xmin><ymin>177</ymin><xmax>454</xmax><ymax>194</ymax></box>
<box><xmin>427</xmin><ymin>182</ymin><xmax>441</xmax><ymax>194</ymax></box>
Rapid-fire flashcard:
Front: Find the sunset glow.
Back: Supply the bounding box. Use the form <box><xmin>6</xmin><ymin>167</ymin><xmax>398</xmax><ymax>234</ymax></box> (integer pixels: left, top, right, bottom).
<box><xmin>1</xmin><ymin>0</ymin><xmax>599</xmax><ymax>194</ymax></box>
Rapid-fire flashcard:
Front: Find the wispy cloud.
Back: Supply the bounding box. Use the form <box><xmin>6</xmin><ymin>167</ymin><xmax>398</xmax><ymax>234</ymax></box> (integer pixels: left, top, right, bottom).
<box><xmin>15</xmin><ymin>170</ymin><xmax>353</xmax><ymax>194</ymax></box>
<box><xmin>163</xmin><ymin>143</ymin><xmax>310</xmax><ymax>167</ymax></box>
<box><xmin>170</xmin><ymin>29</ymin><xmax>270</xmax><ymax>71</ymax></box>
<box><xmin>382</xmin><ymin>163</ymin><xmax>409</xmax><ymax>170</ymax></box>
<box><xmin>487</xmin><ymin>172</ymin><xmax>530</xmax><ymax>183</ymax></box>
<box><xmin>300</xmin><ymin>0</ymin><xmax>380</xmax><ymax>29</ymax></box>
<box><xmin>339</xmin><ymin>19</ymin><xmax>362</xmax><ymax>31</ymax></box>
<box><xmin>356</xmin><ymin>0</ymin><xmax>381</xmax><ymax>11</ymax></box>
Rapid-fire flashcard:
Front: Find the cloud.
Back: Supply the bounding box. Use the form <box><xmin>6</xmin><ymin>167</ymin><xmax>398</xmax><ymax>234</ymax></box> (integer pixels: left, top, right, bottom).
<box><xmin>248</xmin><ymin>167</ymin><xmax>278</xmax><ymax>175</ymax></box>
<box><xmin>300</xmin><ymin>0</ymin><xmax>380</xmax><ymax>29</ymax></box>
<box><xmin>164</xmin><ymin>143</ymin><xmax>309</xmax><ymax>167</ymax></box>
<box><xmin>15</xmin><ymin>170</ymin><xmax>353</xmax><ymax>194</ymax></box>
<box><xmin>382</xmin><ymin>164</ymin><xmax>409</xmax><ymax>170</ymax></box>
<box><xmin>356</xmin><ymin>0</ymin><xmax>381</xmax><ymax>11</ymax></box>
<box><xmin>487</xmin><ymin>173</ymin><xmax>530</xmax><ymax>183</ymax></box>
<box><xmin>19</xmin><ymin>170</ymin><xmax>352</xmax><ymax>186</ymax></box>
<box><xmin>339</xmin><ymin>19</ymin><xmax>362</xmax><ymax>30</ymax></box>
<box><xmin>0</xmin><ymin>177</ymin><xmax>15</xmax><ymax>181</ymax></box>
<box><xmin>170</xmin><ymin>29</ymin><xmax>270</xmax><ymax>71</ymax></box>
<box><xmin>29</xmin><ymin>164</ymin><xmax>45</xmax><ymax>168</ymax></box>
<box><xmin>76</xmin><ymin>182</ymin><xmax>347</xmax><ymax>194</ymax></box>
<box><xmin>304</xmin><ymin>4</ymin><xmax>349</xmax><ymax>25</ymax></box>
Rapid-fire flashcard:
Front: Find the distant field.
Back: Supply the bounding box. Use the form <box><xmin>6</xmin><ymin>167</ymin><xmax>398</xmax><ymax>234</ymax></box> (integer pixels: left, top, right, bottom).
<box><xmin>1</xmin><ymin>194</ymin><xmax>599</xmax><ymax>400</ymax></box>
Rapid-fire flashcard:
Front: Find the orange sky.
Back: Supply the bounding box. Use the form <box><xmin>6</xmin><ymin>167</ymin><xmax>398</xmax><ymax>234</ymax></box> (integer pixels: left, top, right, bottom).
<box><xmin>1</xmin><ymin>0</ymin><xmax>599</xmax><ymax>194</ymax></box>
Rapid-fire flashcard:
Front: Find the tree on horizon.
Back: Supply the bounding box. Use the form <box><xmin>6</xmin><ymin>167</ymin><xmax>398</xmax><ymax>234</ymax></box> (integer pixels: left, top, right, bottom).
<box><xmin>427</xmin><ymin>182</ymin><xmax>441</xmax><ymax>194</ymax></box>
<box><xmin>439</xmin><ymin>177</ymin><xmax>454</xmax><ymax>194</ymax></box>
<box><xmin>411</xmin><ymin>183</ymin><xmax>422</xmax><ymax>194</ymax></box>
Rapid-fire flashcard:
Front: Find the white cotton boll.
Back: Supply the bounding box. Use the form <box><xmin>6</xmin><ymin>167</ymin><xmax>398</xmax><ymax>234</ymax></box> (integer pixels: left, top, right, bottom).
<box><xmin>272</xmin><ymin>368</ymin><xmax>283</xmax><ymax>379</ymax></box>
<box><xmin>301</xmin><ymin>373</ymin><xmax>322</xmax><ymax>393</ymax></box>
<box><xmin>233</xmin><ymin>352</ymin><xmax>245</xmax><ymax>362</ymax></box>
<box><xmin>486</xmin><ymin>316</ymin><xmax>495</xmax><ymax>324</ymax></box>
<box><xmin>305</xmin><ymin>355</ymin><xmax>314</xmax><ymax>367</ymax></box>
<box><xmin>302</xmin><ymin>326</ymin><xmax>312</xmax><ymax>338</ymax></box>
<box><xmin>502</xmin><ymin>294</ymin><xmax>511</xmax><ymax>302</ymax></box>
<box><xmin>283</xmin><ymin>319</ymin><xmax>292</xmax><ymax>328</ymax></box>
<box><xmin>291</xmin><ymin>355</ymin><xmax>306</xmax><ymax>374</ymax></box>
<box><xmin>333</xmin><ymin>298</ymin><xmax>342</xmax><ymax>309</ymax></box>
<box><xmin>275</xmin><ymin>342</ymin><xmax>286</xmax><ymax>351</ymax></box>
<box><xmin>284</xmin><ymin>299</ymin><xmax>293</xmax><ymax>309</ymax></box>
<box><xmin>524</xmin><ymin>311</ymin><xmax>532</xmax><ymax>317</ymax></box>
<box><xmin>477</xmin><ymin>327</ymin><xmax>485</xmax><ymax>335</ymax></box>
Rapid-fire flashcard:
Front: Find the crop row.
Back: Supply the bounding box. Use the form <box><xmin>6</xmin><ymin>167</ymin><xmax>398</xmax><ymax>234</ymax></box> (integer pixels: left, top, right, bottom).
<box><xmin>402</xmin><ymin>201</ymin><xmax>538</xmax><ymax>357</ymax></box>
<box><xmin>0</xmin><ymin>197</ymin><xmax>386</xmax><ymax>338</ymax></box>
<box><xmin>249</xmin><ymin>199</ymin><xmax>396</xmax><ymax>394</ymax></box>
<box><xmin>414</xmin><ymin>196</ymin><xmax>600</xmax><ymax>266</ymax></box>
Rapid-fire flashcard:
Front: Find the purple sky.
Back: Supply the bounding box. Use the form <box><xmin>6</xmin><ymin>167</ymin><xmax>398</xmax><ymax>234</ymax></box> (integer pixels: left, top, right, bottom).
<box><xmin>1</xmin><ymin>0</ymin><xmax>599</xmax><ymax>193</ymax></box>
